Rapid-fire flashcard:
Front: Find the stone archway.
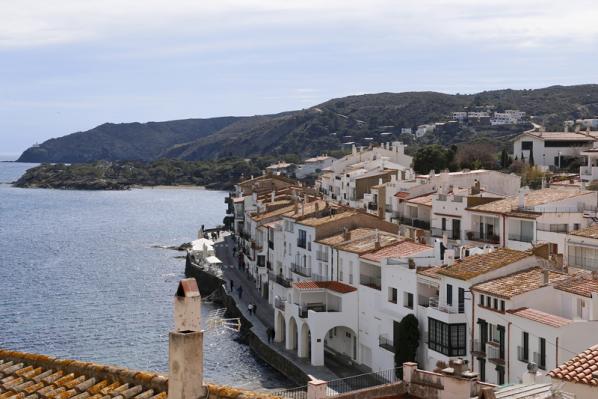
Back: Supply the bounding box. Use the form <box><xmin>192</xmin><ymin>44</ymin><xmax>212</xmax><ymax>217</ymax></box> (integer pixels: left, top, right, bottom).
<box><xmin>323</xmin><ymin>326</ymin><xmax>358</xmax><ymax>365</ymax></box>
<box><xmin>275</xmin><ymin>311</ymin><xmax>285</xmax><ymax>343</ymax></box>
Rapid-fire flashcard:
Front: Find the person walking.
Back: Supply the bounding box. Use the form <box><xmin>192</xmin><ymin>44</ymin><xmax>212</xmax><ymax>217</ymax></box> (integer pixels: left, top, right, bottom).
<box><xmin>267</xmin><ymin>327</ymin><xmax>274</xmax><ymax>343</ymax></box>
<box><xmin>237</xmin><ymin>286</ymin><xmax>243</xmax><ymax>299</ymax></box>
<box><xmin>252</xmin><ymin>302</ymin><xmax>258</xmax><ymax>316</ymax></box>
<box><xmin>248</xmin><ymin>303</ymin><xmax>253</xmax><ymax>315</ymax></box>
<box><xmin>230</xmin><ymin>279</ymin><xmax>234</xmax><ymax>292</ymax></box>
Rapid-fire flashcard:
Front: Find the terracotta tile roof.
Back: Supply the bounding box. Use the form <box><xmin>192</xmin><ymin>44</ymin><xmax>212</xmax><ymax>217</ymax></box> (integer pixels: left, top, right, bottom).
<box><xmin>316</xmin><ymin>228</ymin><xmax>401</xmax><ymax>254</ymax></box>
<box><xmin>416</xmin><ymin>266</ymin><xmax>442</xmax><ymax>280</ymax></box>
<box><xmin>436</xmin><ymin>248</ymin><xmax>531</xmax><ymax>281</ymax></box>
<box><xmin>468</xmin><ymin>188</ymin><xmax>592</xmax><ymax>215</ymax></box>
<box><xmin>251</xmin><ymin>204</ymin><xmax>296</xmax><ymax>222</ymax></box>
<box><xmin>549</xmin><ymin>344</ymin><xmax>598</xmax><ymax>386</ymax></box>
<box><xmin>570</xmin><ymin>224</ymin><xmax>598</xmax><ymax>239</ymax></box>
<box><xmin>233</xmin><ymin>197</ymin><xmax>245</xmax><ymax>203</ymax></box>
<box><xmin>0</xmin><ymin>350</ymin><xmax>278</xmax><ymax>399</ymax></box>
<box><xmin>508</xmin><ymin>307</ymin><xmax>572</xmax><ymax>328</ymax></box>
<box><xmin>293</xmin><ymin>281</ymin><xmax>357</xmax><ymax>293</ymax></box>
<box><xmin>472</xmin><ymin>267</ymin><xmax>570</xmax><ymax>299</ymax></box>
<box><xmin>554</xmin><ymin>276</ymin><xmax>598</xmax><ymax>298</ymax></box>
<box><xmin>360</xmin><ymin>240</ymin><xmax>432</xmax><ymax>262</ymax></box>
<box><xmin>394</xmin><ymin>191</ymin><xmax>410</xmax><ymax>199</ymax></box>
<box><xmin>282</xmin><ymin>200</ymin><xmax>331</xmax><ymax>220</ymax></box>
<box><xmin>406</xmin><ymin>193</ymin><xmax>434</xmax><ymax>207</ymax></box>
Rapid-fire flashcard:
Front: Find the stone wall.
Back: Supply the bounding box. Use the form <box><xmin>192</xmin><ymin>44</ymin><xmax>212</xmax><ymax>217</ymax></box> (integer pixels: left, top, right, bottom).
<box><xmin>331</xmin><ymin>382</ymin><xmax>405</xmax><ymax>399</ymax></box>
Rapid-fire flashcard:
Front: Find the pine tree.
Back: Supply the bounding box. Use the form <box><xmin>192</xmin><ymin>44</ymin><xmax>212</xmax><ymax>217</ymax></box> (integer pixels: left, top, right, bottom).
<box><xmin>529</xmin><ymin>151</ymin><xmax>535</xmax><ymax>166</ymax></box>
<box><xmin>500</xmin><ymin>149</ymin><xmax>509</xmax><ymax>169</ymax></box>
<box><xmin>394</xmin><ymin>314</ymin><xmax>419</xmax><ymax>377</ymax></box>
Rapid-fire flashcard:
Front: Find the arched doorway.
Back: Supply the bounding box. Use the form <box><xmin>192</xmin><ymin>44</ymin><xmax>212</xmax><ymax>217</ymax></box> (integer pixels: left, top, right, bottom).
<box><xmin>275</xmin><ymin>311</ymin><xmax>285</xmax><ymax>343</ymax></box>
<box><xmin>299</xmin><ymin>322</ymin><xmax>311</xmax><ymax>358</ymax></box>
<box><xmin>324</xmin><ymin>326</ymin><xmax>358</xmax><ymax>367</ymax></box>
<box><xmin>287</xmin><ymin>317</ymin><xmax>298</xmax><ymax>351</ymax></box>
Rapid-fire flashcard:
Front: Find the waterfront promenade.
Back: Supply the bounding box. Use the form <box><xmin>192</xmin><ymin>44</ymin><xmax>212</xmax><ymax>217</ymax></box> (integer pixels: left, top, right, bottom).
<box><xmin>213</xmin><ymin>234</ymin><xmax>348</xmax><ymax>383</ymax></box>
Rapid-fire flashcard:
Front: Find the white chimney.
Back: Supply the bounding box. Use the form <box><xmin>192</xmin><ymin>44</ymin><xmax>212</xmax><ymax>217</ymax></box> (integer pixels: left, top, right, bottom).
<box><xmin>518</xmin><ymin>187</ymin><xmax>528</xmax><ymax>209</ymax></box>
<box><xmin>444</xmin><ymin>249</ymin><xmax>455</xmax><ymax>266</ymax></box>
<box><xmin>271</xmin><ymin>191</ymin><xmax>275</xmax><ymax>203</ymax></box>
<box><xmin>169</xmin><ymin>279</ymin><xmax>205</xmax><ymax>399</ymax></box>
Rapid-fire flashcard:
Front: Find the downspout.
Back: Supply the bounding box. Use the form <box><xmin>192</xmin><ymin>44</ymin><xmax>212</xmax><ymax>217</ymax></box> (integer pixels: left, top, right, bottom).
<box><xmin>471</xmin><ymin>292</ymin><xmax>476</xmax><ymax>370</ymax></box>
<box><xmin>502</xmin><ymin>214</ymin><xmax>506</xmax><ymax>248</ymax></box>
<box><xmin>556</xmin><ymin>337</ymin><xmax>559</xmax><ymax>367</ymax></box>
<box><xmin>507</xmin><ymin>322</ymin><xmax>512</xmax><ymax>382</ymax></box>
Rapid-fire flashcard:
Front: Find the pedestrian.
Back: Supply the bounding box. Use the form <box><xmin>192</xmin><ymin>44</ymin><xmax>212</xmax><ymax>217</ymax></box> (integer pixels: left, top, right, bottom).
<box><xmin>248</xmin><ymin>303</ymin><xmax>253</xmax><ymax>315</ymax></box>
<box><xmin>267</xmin><ymin>327</ymin><xmax>274</xmax><ymax>343</ymax></box>
<box><xmin>252</xmin><ymin>302</ymin><xmax>258</xmax><ymax>316</ymax></box>
<box><xmin>237</xmin><ymin>286</ymin><xmax>243</xmax><ymax>299</ymax></box>
<box><xmin>230</xmin><ymin>279</ymin><xmax>234</xmax><ymax>292</ymax></box>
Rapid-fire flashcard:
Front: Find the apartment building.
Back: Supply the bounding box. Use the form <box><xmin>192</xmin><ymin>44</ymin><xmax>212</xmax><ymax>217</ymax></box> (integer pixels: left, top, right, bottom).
<box><xmin>565</xmin><ymin>225</ymin><xmax>598</xmax><ymax>271</ymax></box>
<box><xmin>513</xmin><ymin>130</ymin><xmax>598</xmax><ymax>169</ymax></box>
<box><xmin>471</xmin><ymin>268</ymin><xmax>598</xmax><ymax>386</ymax></box>
<box><xmin>295</xmin><ymin>155</ymin><xmax>335</xmax><ymax>179</ymax></box>
<box><xmin>465</xmin><ymin>187</ymin><xmax>597</xmax><ymax>254</ymax></box>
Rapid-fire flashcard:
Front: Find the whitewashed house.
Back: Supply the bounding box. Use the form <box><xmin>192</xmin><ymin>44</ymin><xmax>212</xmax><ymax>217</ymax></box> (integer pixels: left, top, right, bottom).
<box><xmin>565</xmin><ymin>225</ymin><xmax>598</xmax><ymax>271</ymax></box>
<box><xmin>295</xmin><ymin>155</ymin><xmax>335</xmax><ymax>179</ymax></box>
<box><xmin>513</xmin><ymin>130</ymin><xmax>597</xmax><ymax>169</ymax></box>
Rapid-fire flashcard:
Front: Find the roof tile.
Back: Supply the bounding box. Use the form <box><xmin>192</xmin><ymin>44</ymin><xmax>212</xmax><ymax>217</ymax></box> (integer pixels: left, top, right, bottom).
<box><xmin>436</xmin><ymin>248</ymin><xmax>531</xmax><ymax>280</ymax></box>
<box><xmin>549</xmin><ymin>344</ymin><xmax>598</xmax><ymax>386</ymax></box>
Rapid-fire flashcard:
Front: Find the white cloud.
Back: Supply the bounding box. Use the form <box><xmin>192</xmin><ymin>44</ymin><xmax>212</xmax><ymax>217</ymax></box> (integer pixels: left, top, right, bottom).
<box><xmin>1</xmin><ymin>0</ymin><xmax>597</xmax><ymax>50</ymax></box>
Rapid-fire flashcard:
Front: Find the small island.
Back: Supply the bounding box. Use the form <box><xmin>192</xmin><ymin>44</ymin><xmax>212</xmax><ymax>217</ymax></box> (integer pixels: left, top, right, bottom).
<box><xmin>13</xmin><ymin>158</ymin><xmax>267</xmax><ymax>190</ymax></box>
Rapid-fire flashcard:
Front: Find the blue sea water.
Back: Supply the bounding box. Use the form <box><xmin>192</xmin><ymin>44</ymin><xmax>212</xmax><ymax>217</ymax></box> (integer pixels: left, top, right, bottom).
<box><xmin>0</xmin><ymin>162</ymin><xmax>289</xmax><ymax>390</ymax></box>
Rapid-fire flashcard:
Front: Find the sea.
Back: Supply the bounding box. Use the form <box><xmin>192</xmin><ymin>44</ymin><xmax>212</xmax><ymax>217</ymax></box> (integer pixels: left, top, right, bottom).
<box><xmin>0</xmin><ymin>161</ymin><xmax>290</xmax><ymax>391</ymax></box>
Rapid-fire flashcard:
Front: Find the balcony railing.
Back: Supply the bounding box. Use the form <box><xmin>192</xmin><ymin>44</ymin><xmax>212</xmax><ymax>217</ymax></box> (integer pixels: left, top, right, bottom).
<box><xmin>567</xmin><ymin>254</ymin><xmax>598</xmax><ymax>269</ymax></box>
<box><xmin>315</xmin><ymin>250</ymin><xmax>329</xmax><ymax>262</ymax></box>
<box><xmin>291</xmin><ymin>263</ymin><xmax>312</xmax><ymax>277</ymax></box>
<box><xmin>379</xmin><ymin>335</ymin><xmax>394</xmax><ymax>352</ymax></box>
<box><xmin>533</xmin><ymin>351</ymin><xmax>546</xmax><ymax>370</ymax></box>
<box><xmin>508</xmin><ymin>233</ymin><xmax>534</xmax><ymax>243</ymax></box>
<box><xmin>486</xmin><ymin>341</ymin><xmax>504</xmax><ymax>364</ymax></box>
<box><xmin>268</xmin><ymin>272</ymin><xmax>292</xmax><ymax>288</ymax></box>
<box><xmin>431</xmin><ymin>228</ymin><xmax>460</xmax><ymax>240</ymax></box>
<box><xmin>418</xmin><ymin>296</ymin><xmax>431</xmax><ymax>308</ymax></box>
<box><xmin>399</xmin><ymin>217</ymin><xmax>431</xmax><ymax>230</ymax></box>
<box><xmin>360</xmin><ymin>274</ymin><xmax>381</xmax><ymax>290</ymax></box>
<box><xmin>298</xmin><ymin>303</ymin><xmax>339</xmax><ymax>318</ymax></box>
<box><xmin>517</xmin><ymin>346</ymin><xmax>529</xmax><ymax>363</ymax></box>
<box><xmin>428</xmin><ymin>297</ymin><xmax>465</xmax><ymax>314</ymax></box>
<box><xmin>465</xmin><ymin>230</ymin><xmax>500</xmax><ymax>244</ymax></box>
<box><xmin>472</xmin><ymin>340</ymin><xmax>486</xmax><ymax>356</ymax></box>
<box><xmin>274</xmin><ymin>297</ymin><xmax>286</xmax><ymax>311</ymax></box>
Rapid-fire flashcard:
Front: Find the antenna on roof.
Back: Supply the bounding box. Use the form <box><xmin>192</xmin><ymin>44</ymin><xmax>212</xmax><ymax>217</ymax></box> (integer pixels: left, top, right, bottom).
<box><xmin>204</xmin><ymin>308</ymin><xmax>241</xmax><ymax>335</ymax></box>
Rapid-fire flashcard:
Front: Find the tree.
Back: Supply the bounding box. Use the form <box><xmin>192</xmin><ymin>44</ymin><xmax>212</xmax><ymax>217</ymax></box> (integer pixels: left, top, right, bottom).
<box><xmin>394</xmin><ymin>314</ymin><xmax>420</xmax><ymax>377</ymax></box>
<box><xmin>413</xmin><ymin>145</ymin><xmax>450</xmax><ymax>174</ymax></box>
<box><xmin>455</xmin><ymin>143</ymin><xmax>498</xmax><ymax>170</ymax></box>
<box><xmin>500</xmin><ymin>149</ymin><xmax>510</xmax><ymax>169</ymax></box>
<box><xmin>528</xmin><ymin>150</ymin><xmax>535</xmax><ymax>166</ymax></box>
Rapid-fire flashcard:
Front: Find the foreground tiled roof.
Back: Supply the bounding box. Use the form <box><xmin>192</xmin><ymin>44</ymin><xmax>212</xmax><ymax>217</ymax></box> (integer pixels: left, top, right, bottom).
<box><xmin>293</xmin><ymin>281</ymin><xmax>357</xmax><ymax>293</ymax></box>
<box><xmin>296</xmin><ymin>210</ymin><xmax>355</xmax><ymax>227</ymax></box>
<box><xmin>416</xmin><ymin>266</ymin><xmax>442</xmax><ymax>280</ymax></box>
<box><xmin>405</xmin><ymin>193</ymin><xmax>433</xmax><ymax>207</ymax></box>
<box><xmin>472</xmin><ymin>267</ymin><xmax>570</xmax><ymax>299</ymax></box>
<box><xmin>436</xmin><ymin>249</ymin><xmax>530</xmax><ymax>281</ymax></box>
<box><xmin>468</xmin><ymin>188</ymin><xmax>591</xmax><ymax>215</ymax></box>
<box><xmin>549</xmin><ymin>344</ymin><xmax>598</xmax><ymax>386</ymax></box>
<box><xmin>360</xmin><ymin>240</ymin><xmax>432</xmax><ymax>262</ymax></box>
<box><xmin>508</xmin><ymin>307</ymin><xmax>572</xmax><ymax>328</ymax></box>
<box><xmin>0</xmin><ymin>350</ymin><xmax>277</xmax><ymax>399</ymax></box>
<box><xmin>570</xmin><ymin>224</ymin><xmax>598</xmax><ymax>239</ymax></box>
<box><xmin>554</xmin><ymin>276</ymin><xmax>598</xmax><ymax>298</ymax></box>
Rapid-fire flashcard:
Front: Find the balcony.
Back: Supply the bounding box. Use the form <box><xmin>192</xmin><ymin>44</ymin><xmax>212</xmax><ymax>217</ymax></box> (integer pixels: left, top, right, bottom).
<box><xmin>378</xmin><ymin>335</ymin><xmax>394</xmax><ymax>352</ymax></box>
<box><xmin>268</xmin><ymin>272</ymin><xmax>292</xmax><ymax>288</ymax></box>
<box><xmin>274</xmin><ymin>297</ymin><xmax>286</xmax><ymax>311</ymax></box>
<box><xmin>486</xmin><ymin>341</ymin><xmax>504</xmax><ymax>365</ymax></box>
<box><xmin>465</xmin><ymin>230</ymin><xmax>499</xmax><ymax>244</ymax></box>
<box><xmin>291</xmin><ymin>263</ymin><xmax>312</xmax><ymax>277</ymax></box>
<box><xmin>431</xmin><ymin>228</ymin><xmax>461</xmax><ymax>240</ymax></box>
<box><xmin>298</xmin><ymin>303</ymin><xmax>339</xmax><ymax>318</ymax></box>
<box><xmin>533</xmin><ymin>352</ymin><xmax>546</xmax><ymax>370</ymax></box>
<box><xmin>360</xmin><ymin>274</ymin><xmax>381</xmax><ymax>290</ymax></box>
<box><xmin>399</xmin><ymin>217</ymin><xmax>430</xmax><ymax>230</ymax></box>
<box><xmin>567</xmin><ymin>254</ymin><xmax>598</xmax><ymax>269</ymax></box>
<box><xmin>517</xmin><ymin>346</ymin><xmax>529</xmax><ymax>363</ymax></box>
<box><xmin>316</xmin><ymin>250</ymin><xmax>329</xmax><ymax>262</ymax></box>
<box><xmin>472</xmin><ymin>340</ymin><xmax>486</xmax><ymax>357</ymax></box>
<box><xmin>429</xmin><ymin>297</ymin><xmax>464</xmax><ymax>314</ymax></box>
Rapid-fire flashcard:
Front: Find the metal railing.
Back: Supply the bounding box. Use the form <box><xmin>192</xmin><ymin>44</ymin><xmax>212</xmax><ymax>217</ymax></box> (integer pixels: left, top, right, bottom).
<box><xmin>298</xmin><ymin>303</ymin><xmax>338</xmax><ymax>318</ymax></box>
<box><xmin>272</xmin><ymin>385</ymin><xmax>308</xmax><ymax>399</ymax></box>
<box><xmin>398</xmin><ymin>217</ymin><xmax>431</xmax><ymax>230</ymax></box>
<box><xmin>508</xmin><ymin>233</ymin><xmax>534</xmax><ymax>243</ymax></box>
<box><xmin>316</xmin><ymin>250</ymin><xmax>329</xmax><ymax>262</ymax></box>
<box><xmin>537</xmin><ymin>223</ymin><xmax>569</xmax><ymax>233</ymax></box>
<box><xmin>431</xmin><ymin>228</ymin><xmax>460</xmax><ymax>240</ymax></box>
<box><xmin>472</xmin><ymin>339</ymin><xmax>486</xmax><ymax>356</ymax></box>
<box><xmin>360</xmin><ymin>274</ymin><xmax>381</xmax><ymax>290</ymax></box>
<box><xmin>465</xmin><ymin>230</ymin><xmax>500</xmax><ymax>244</ymax></box>
<box><xmin>517</xmin><ymin>346</ymin><xmax>529</xmax><ymax>362</ymax></box>
<box><xmin>268</xmin><ymin>272</ymin><xmax>292</xmax><ymax>288</ymax></box>
<box><xmin>486</xmin><ymin>341</ymin><xmax>504</xmax><ymax>364</ymax></box>
<box><xmin>274</xmin><ymin>297</ymin><xmax>286</xmax><ymax>311</ymax></box>
<box><xmin>378</xmin><ymin>335</ymin><xmax>394</xmax><ymax>352</ymax></box>
<box><xmin>428</xmin><ymin>297</ymin><xmax>465</xmax><ymax>314</ymax></box>
<box><xmin>567</xmin><ymin>254</ymin><xmax>598</xmax><ymax>269</ymax></box>
<box><xmin>325</xmin><ymin>367</ymin><xmax>400</xmax><ymax>397</ymax></box>
<box><xmin>291</xmin><ymin>263</ymin><xmax>312</xmax><ymax>277</ymax></box>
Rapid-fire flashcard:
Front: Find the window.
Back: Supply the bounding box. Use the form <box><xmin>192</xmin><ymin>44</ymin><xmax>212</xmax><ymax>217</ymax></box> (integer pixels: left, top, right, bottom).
<box><xmin>479</xmin><ymin>358</ymin><xmax>486</xmax><ymax>382</ymax></box>
<box><xmin>500</xmin><ymin>300</ymin><xmax>505</xmax><ymax>312</ymax></box>
<box><xmin>538</xmin><ymin>338</ymin><xmax>546</xmax><ymax>370</ymax></box>
<box><xmin>521</xmin><ymin>141</ymin><xmax>533</xmax><ymax>150</ymax></box>
<box><xmin>458</xmin><ymin>288</ymin><xmax>465</xmax><ymax>314</ymax></box>
<box><xmin>428</xmin><ymin>318</ymin><xmax>466</xmax><ymax>356</ymax></box>
<box><xmin>521</xmin><ymin>332</ymin><xmax>529</xmax><ymax>362</ymax></box>
<box><xmin>297</xmin><ymin>229</ymin><xmax>307</xmax><ymax>248</ymax></box>
<box><xmin>493</xmin><ymin>298</ymin><xmax>498</xmax><ymax>310</ymax></box>
<box><xmin>486</xmin><ymin>296</ymin><xmax>491</xmax><ymax>308</ymax></box>
<box><xmin>447</xmin><ymin>284</ymin><xmax>453</xmax><ymax>306</ymax></box>
<box><xmin>388</xmin><ymin>287</ymin><xmax>398</xmax><ymax>304</ymax></box>
<box><xmin>497</xmin><ymin>366</ymin><xmax>505</xmax><ymax>385</ymax></box>
<box><xmin>442</xmin><ymin>217</ymin><xmax>447</xmax><ymax>231</ymax></box>
<box><xmin>479</xmin><ymin>294</ymin><xmax>485</xmax><ymax>306</ymax></box>
<box><xmin>404</xmin><ymin>292</ymin><xmax>414</xmax><ymax>309</ymax></box>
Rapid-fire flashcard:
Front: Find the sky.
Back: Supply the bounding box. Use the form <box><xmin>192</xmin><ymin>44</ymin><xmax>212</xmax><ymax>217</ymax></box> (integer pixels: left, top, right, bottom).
<box><xmin>1</xmin><ymin>0</ymin><xmax>598</xmax><ymax>157</ymax></box>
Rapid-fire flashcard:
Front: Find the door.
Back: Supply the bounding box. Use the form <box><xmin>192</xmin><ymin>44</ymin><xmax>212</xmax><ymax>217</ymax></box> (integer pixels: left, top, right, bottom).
<box><xmin>453</xmin><ymin>219</ymin><xmax>461</xmax><ymax>240</ymax></box>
